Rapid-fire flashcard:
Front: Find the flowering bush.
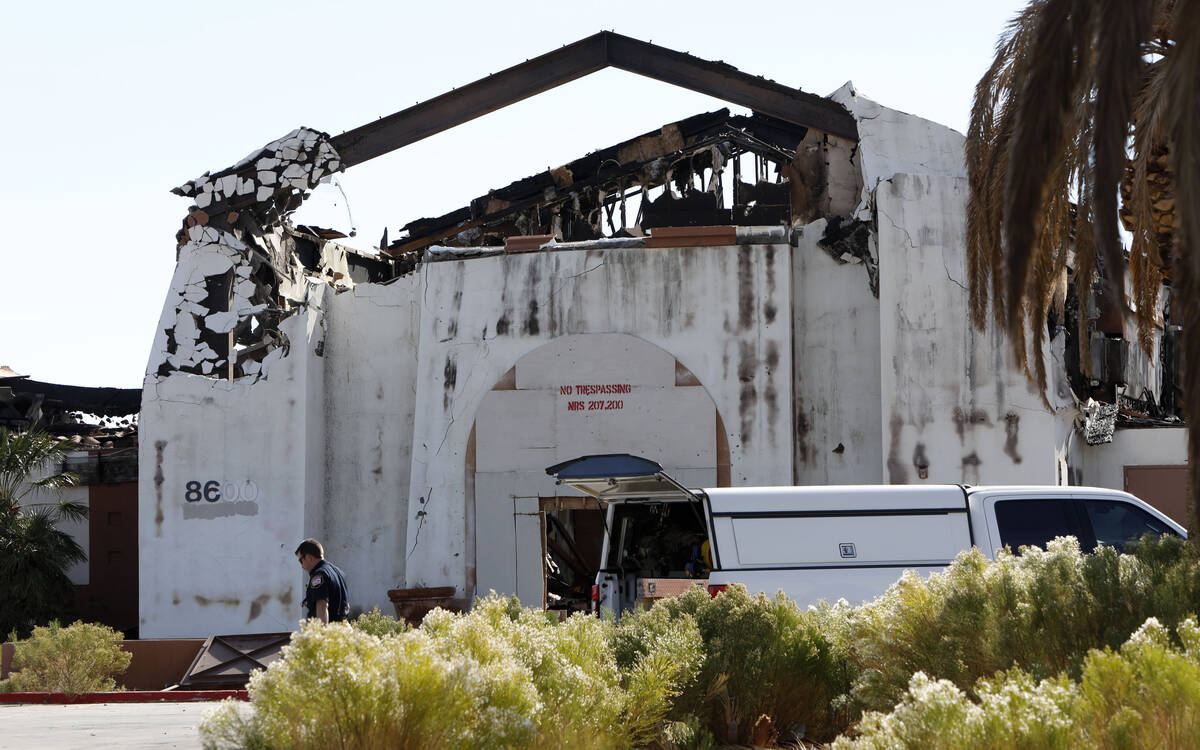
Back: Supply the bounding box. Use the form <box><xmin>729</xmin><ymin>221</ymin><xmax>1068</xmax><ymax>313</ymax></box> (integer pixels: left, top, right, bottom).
<box><xmin>1</xmin><ymin>620</ymin><xmax>130</xmax><ymax>695</ymax></box>
<box><xmin>201</xmin><ymin>594</ymin><xmax>696</xmax><ymax>750</ymax></box>
<box><xmin>202</xmin><ymin>538</ymin><xmax>1200</xmax><ymax>748</ymax></box>
<box><xmin>838</xmin><ymin>535</ymin><xmax>1200</xmax><ymax>713</ymax></box>
<box><xmin>832</xmin><ymin>617</ymin><xmax>1200</xmax><ymax>749</ymax></box>
<box><xmin>350</xmin><ymin>606</ymin><xmax>409</xmax><ymax>637</ymax></box>
<box><xmin>614</xmin><ymin>584</ymin><xmax>850</xmax><ymax>745</ymax></box>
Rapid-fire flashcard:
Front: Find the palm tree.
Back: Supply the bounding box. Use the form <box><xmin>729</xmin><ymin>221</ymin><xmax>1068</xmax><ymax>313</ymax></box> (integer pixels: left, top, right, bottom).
<box><xmin>966</xmin><ymin>0</ymin><xmax>1200</xmax><ymax>539</ymax></box>
<box><xmin>0</xmin><ymin>428</ymin><xmax>85</xmax><ymax>638</ymax></box>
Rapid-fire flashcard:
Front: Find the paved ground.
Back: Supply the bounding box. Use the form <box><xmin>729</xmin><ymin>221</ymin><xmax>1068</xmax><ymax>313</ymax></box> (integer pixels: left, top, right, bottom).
<box><xmin>0</xmin><ymin>701</ymin><xmax>227</xmax><ymax>749</ymax></box>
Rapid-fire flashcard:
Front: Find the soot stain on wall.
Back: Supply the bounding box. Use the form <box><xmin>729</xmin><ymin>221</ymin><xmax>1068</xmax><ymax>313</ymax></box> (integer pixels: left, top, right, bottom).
<box><xmin>887</xmin><ymin>412</ymin><xmax>908</xmax><ymax>483</ymax></box>
<box><xmin>443</xmin><ymin>355</ymin><xmax>458</xmax><ymax>411</ymax></box>
<box><xmin>737</xmin><ymin>340</ymin><xmax>757</xmax><ymax>446</ymax></box>
<box><xmin>1004</xmin><ymin>412</ymin><xmax>1023</xmax><ymax>463</ymax></box>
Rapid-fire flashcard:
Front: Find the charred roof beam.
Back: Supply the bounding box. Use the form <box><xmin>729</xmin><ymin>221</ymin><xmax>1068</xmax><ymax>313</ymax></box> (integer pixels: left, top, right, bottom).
<box><xmin>392</xmin><ymin>128</ymin><xmax>799</xmax><ymax>251</ymax></box>
<box><xmin>331</xmin><ymin>31</ymin><xmax>856</xmax><ymax>168</ymax></box>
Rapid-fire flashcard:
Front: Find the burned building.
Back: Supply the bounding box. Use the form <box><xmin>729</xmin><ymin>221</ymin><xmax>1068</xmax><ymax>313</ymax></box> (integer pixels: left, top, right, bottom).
<box><xmin>138</xmin><ymin>33</ymin><xmax>1186</xmax><ymax>637</ymax></box>
<box><xmin>2</xmin><ymin>369</ymin><xmax>141</xmax><ymax>635</ymax></box>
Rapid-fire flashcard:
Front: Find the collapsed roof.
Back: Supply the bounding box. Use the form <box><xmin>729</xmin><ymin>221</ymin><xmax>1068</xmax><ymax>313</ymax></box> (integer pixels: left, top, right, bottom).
<box><xmin>157</xmin><ymin>32</ymin><xmax>860</xmax><ymax>383</ymax></box>
<box><xmin>388</xmin><ymin>108</ymin><xmax>853</xmax><ymax>254</ymax></box>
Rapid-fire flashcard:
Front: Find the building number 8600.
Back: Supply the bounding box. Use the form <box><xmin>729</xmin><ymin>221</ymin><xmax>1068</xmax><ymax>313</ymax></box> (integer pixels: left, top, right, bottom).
<box><xmin>184</xmin><ymin>480</ymin><xmax>260</xmax><ymax>503</ymax></box>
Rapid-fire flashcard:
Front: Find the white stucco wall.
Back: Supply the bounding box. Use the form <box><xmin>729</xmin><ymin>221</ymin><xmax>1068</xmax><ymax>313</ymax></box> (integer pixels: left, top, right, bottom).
<box><xmin>403</xmin><ymin>243</ymin><xmax>794</xmax><ymax>595</ymax></box>
<box><xmin>139</xmin><ymin>290</ymin><xmax>327</xmax><ymax>638</ymax></box>
<box><xmin>875</xmin><ymin>172</ymin><xmax>1068</xmax><ymax>485</ymax></box>
<box><xmin>320</xmin><ymin>278</ymin><xmax>422</xmax><ymax>615</ymax></box>
<box><xmin>825</xmin><ymin>90</ymin><xmax>1073</xmax><ymax>487</ymax></box>
<box><xmin>140</xmin><ymin>87</ymin><xmax>1188</xmax><ymax>633</ymax></box>
<box><xmin>1081</xmin><ymin>427</ymin><xmax>1188</xmax><ymax>491</ymax></box>
<box><xmin>791</xmin><ymin>219</ymin><xmax>883</xmax><ymax>484</ymax></box>
<box><xmin>830</xmin><ymin>82</ymin><xmax>967</xmax><ymax>199</ymax></box>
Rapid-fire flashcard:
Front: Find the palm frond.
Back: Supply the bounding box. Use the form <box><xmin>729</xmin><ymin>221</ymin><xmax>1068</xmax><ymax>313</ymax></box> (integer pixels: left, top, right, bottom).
<box><xmin>1164</xmin><ymin>0</ymin><xmax>1200</xmax><ymax>536</ymax></box>
<box><xmin>0</xmin><ymin>428</ymin><xmax>77</xmax><ymax>510</ymax></box>
<box><xmin>968</xmin><ymin>0</ymin><xmax>1198</xmax><ymax>536</ymax></box>
<box><xmin>1001</xmin><ymin>0</ymin><xmax>1094</xmax><ymax>331</ymax></box>
<box><xmin>1091</xmin><ymin>0</ymin><xmax>1152</xmax><ymax>302</ymax></box>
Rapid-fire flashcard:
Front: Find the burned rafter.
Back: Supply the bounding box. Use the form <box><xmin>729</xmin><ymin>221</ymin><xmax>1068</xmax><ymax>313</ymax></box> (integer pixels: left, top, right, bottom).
<box><xmin>331</xmin><ymin>31</ymin><xmax>856</xmax><ymax>169</ymax></box>
<box><xmin>389</xmin><ymin>109</ymin><xmax>820</xmax><ymax>253</ymax></box>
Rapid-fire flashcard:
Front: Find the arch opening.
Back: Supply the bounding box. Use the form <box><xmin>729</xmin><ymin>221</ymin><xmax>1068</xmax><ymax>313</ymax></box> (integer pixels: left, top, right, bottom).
<box><xmin>467</xmin><ymin>333</ymin><xmax>729</xmax><ymax>611</ymax></box>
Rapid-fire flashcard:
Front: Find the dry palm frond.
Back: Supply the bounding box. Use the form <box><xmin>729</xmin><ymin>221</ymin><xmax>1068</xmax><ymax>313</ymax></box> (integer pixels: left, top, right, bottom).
<box><xmin>969</xmin><ymin>0</ymin><xmax>1175</xmax><ymax>386</ymax></box>
<box><xmin>968</xmin><ymin>0</ymin><xmax>1199</xmax><ymax>535</ymax></box>
<box><xmin>1091</xmin><ymin>0</ymin><xmax>1152</xmax><ymax>300</ymax></box>
<box><xmin>1164</xmin><ymin>0</ymin><xmax>1200</xmax><ymax>536</ymax></box>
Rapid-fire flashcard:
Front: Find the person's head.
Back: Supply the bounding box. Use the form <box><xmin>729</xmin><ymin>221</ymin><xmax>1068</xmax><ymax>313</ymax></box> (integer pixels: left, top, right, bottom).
<box><xmin>295</xmin><ymin>538</ymin><xmax>324</xmax><ymax>573</ymax></box>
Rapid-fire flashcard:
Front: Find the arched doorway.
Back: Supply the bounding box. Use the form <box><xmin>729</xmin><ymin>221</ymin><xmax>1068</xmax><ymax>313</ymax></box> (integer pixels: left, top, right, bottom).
<box><xmin>468</xmin><ymin>333</ymin><xmax>728</xmax><ymax>610</ymax></box>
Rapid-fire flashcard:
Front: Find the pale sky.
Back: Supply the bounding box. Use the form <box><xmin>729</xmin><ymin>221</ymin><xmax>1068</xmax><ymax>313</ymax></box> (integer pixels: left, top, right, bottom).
<box><xmin>0</xmin><ymin>0</ymin><xmax>1027</xmax><ymax>388</ymax></box>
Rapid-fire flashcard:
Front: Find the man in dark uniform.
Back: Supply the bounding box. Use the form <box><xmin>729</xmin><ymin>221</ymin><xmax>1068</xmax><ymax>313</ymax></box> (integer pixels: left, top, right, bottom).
<box><xmin>295</xmin><ymin>538</ymin><xmax>349</xmax><ymax>623</ymax></box>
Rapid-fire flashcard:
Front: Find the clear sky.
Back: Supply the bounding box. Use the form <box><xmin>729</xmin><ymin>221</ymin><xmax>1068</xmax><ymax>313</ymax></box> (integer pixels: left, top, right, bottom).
<box><xmin>1</xmin><ymin>0</ymin><xmax>1026</xmax><ymax>388</ymax></box>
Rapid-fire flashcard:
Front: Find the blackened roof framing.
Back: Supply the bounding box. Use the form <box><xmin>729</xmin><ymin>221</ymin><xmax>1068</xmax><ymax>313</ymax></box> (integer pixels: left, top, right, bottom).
<box><xmin>330</xmin><ymin>31</ymin><xmax>857</xmax><ymax>169</ymax></box>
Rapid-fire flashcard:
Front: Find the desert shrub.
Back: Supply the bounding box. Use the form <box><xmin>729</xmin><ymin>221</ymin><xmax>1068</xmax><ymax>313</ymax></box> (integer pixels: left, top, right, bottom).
<box><xmin>202</xmin><ymin>595</ymin><xmax>698</xmax><ymax>750</ymax></box>
<box><xmin>1072</xmin><ymin>617</ymin><xmax>1200</xmax><ymax>747</ymax></box>
<box><xmin>202</xmin><ymin>618</ymin><xmax>536</xmax><ymax>750</ymax></box>
<box><xmin>350</xmin><ymin>606</ymin><xmax>409</xmax><ymax>637</ymax></box>
<box><xmin>1123</xmin><ymin>533</ymin><xmax>1200</xmax><ymax>628</ymax></box>
<box><xmin>421</xmin><ymin>595</ymin><xmax>697</xmax><ymax>749</ymax></box>
<box><xmin>830</xmin><ymin>670</ymin><xmax>1078</xmax><ymax>749</ymax></box>
<box><xmin>841</xmin><ymin>536</ymin><xmax>1200</xmax><ymax>713</ymax></box>
<box><xmin>832</xmin><ymin>616</ymin><xmax>1200</xmax><ymax>750</ymax></box>
<box><xmin>0</xmin><ymin>620</ymin><xmax>130</xmax><ymax>694</ymax></box>
<box><xmin>615</xmin><ymin>584</ymin><xmax>850</xmax><ymax>745</ymax></box>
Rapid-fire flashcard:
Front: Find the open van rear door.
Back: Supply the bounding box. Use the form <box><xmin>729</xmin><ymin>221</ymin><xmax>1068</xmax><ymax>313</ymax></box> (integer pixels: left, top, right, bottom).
<box><xmin>546</xmin><ymin>455</ymin><xmax>711</xmax><ymax>614</ymax></box>
<box><xmin>545</xmin><ymin>454</ymin><xmax>702</xmax><ymax>503</ymax></box>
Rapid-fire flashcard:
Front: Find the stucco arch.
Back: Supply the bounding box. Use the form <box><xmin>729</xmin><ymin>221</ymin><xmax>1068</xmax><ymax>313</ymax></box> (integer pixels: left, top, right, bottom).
<box><xmin>466</xmin><ymin>332</ymin><xmax>729</xmax><ymax>603</ymax></box>
<box><xmin>403</xmin><ymin>244</ymin><xmax>793</xmax><ymax>595</ymax></box>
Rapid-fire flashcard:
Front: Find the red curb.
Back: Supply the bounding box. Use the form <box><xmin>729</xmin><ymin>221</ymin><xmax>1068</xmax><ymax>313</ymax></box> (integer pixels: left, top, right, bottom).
<box><xmin>0</xmin><ymin>689</ymin><xmax>248</xmax><ymax>704</ymax></box>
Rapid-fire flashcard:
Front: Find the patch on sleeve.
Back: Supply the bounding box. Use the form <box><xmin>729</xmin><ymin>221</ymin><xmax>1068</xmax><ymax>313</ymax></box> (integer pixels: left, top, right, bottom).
<box><xmin>310</xmin><ymin>574</ymin><xmax>324</xmax><ymax>587</ymax></box>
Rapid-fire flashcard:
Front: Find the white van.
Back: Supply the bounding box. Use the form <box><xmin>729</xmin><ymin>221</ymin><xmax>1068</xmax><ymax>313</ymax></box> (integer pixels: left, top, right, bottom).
<box><xmin>545</xmin><ymin>454</ymin><xmax>1187</xmax><ymax>614</ymax></box>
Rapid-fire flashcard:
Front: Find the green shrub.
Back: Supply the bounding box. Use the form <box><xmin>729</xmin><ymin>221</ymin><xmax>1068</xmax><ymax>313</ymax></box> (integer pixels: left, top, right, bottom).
<box><xmin>1072</xmin><ymin>617</ymin><xmax>1200</xmax><ymax>747</ymax></box>
<box><xmin>831</xmin><ymin>616</ymin><xmax>1200</xmax><ymax>750</ymax></box>
<box><xmin>350</xmin><ymin>606</ymin><xmax>409</xmax><ymax>637</ymax></box>
<box><xmin>202</xmin><ymin>538</ymin><xmax>1200</xmax><ymax>749</ymax></box>
<box><xmin>615</xmin><ymin>584</ymin><xmax>851</xmax><ymax>745</ymax></box>
<box><xmin>839</xmin><ymin>536</ymin><xmax>1200</xmax><ymax>713</ymax></box>
<box><xmin>202</xmin><ymin>618</ymin><xmax>535</xmax><ymax>750</ymax></box>
<box><xmin>0</xmin><ymin>620</ymin><xmax>130</xmax><ymax>694</ymax></box>
<box><xmin>202</xmin><ymin>595</ymin><xmax>698</xmax><ymax>750</ymax></box>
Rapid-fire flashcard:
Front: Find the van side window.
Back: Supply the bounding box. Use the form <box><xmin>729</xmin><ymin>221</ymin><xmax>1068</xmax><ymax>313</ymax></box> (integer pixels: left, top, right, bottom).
<box><xmin>994</xmin><ymin>499</ymin><xmax>1078</xmax><ymax>552</ymax></box>
<box><xmin>1082</xmin><ymin>500</ymin><xmax>1175</xmax><ymax>552</ymax></box>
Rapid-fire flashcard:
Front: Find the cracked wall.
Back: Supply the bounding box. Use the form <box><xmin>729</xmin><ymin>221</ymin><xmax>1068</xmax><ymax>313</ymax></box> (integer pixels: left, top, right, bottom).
<box><xmin>801</xmin><ymin>90</ymin><xmax>1074</xmax><ymax>488</ymax></box>
<box><xmin>402</xmin><ymin>242</ymin><xmax>793</xmax><ymax>594</ymax></box>
<box><xmin>152</xmin><ymin>127</ymin><xmax>407</xmax><ymax>384</ymax></box>
<box><xmin>140</xmin><ymin>127</ymin><xmax>416</xmax><ymax>637</ymax></box>
<box><xmin>139</xmin><ymin>289</ymin><xmax>329</xmax><ymax>637</ymax></box>
<box><xmin>876</xmin><ymin>172</ymin><xmax>1072</xmax><ymax>485</ymax></box>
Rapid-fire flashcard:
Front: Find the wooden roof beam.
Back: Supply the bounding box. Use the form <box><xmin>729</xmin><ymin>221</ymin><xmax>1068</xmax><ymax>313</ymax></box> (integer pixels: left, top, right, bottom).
<box><xmin>330</xmin><ymin>31</ymin><xmax>856</xmax><ymax>169</ymax></box>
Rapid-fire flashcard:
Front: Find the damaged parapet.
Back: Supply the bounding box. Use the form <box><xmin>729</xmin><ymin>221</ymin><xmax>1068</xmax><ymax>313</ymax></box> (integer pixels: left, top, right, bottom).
<box><xmin>152</xmin><ymin>128</ymin><xmax>413</xmax><ymax>382</ymax></box>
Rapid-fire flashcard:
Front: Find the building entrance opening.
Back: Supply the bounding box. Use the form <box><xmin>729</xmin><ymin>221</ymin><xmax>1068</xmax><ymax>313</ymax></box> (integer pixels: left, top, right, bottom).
<box><xmin>470</xmin><ymin>333</ymin><xmax>728</xmax><ymax>614</ymax></box>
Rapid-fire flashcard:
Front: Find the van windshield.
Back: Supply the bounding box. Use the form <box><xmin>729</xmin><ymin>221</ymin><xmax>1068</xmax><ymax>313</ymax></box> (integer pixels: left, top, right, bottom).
<box><xmin>606</xmin><ymin>502</ymin><xmax>709</xmax><ymax>577</ymax></box>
